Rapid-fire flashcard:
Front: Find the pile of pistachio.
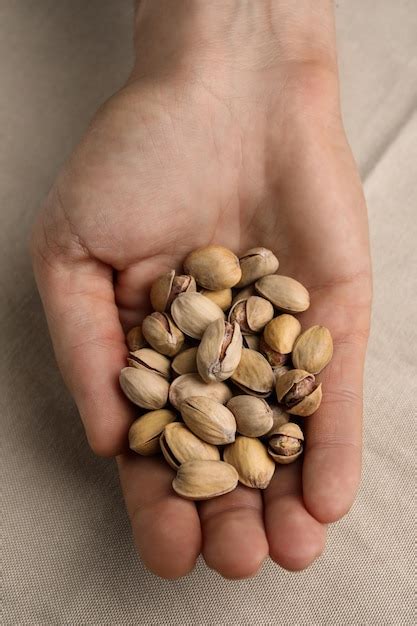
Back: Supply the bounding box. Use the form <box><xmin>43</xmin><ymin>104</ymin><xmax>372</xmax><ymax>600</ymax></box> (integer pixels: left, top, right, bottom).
<box><xmin>120</xmin><ymin>245</ymin><xmax>333</xmax><ymax>500</ymax></box>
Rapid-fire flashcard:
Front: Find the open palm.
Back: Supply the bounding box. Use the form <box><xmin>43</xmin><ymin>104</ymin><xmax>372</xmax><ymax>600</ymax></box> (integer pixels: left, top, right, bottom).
<box><xmin>32</xmin><ymin>73</ymin><xmax>371</xmax><ymax>578</ymax></box>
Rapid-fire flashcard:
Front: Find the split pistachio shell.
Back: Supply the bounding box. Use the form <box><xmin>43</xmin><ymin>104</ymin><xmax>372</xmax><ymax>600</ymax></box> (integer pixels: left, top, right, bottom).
<box><xmin>276</xmin><ymin>369</ymin><xmax>322</xmax><ymax>416</ymax></box>
<box><xmin>228</xmin><ymin>296</ymin><xmax>274</xmax><ymax>334</ymax></box>
<box><xmin>227</xmin><ymin>395</ymin><xmax>273</xmax><ymax>437</ymax></box>
<box><xmin>160</xmin><ymin>422</ymin><xmax>220</xmax><ymax>469</ymax></box>
<box><xmin>292</xmin><ymin>325</ymin><xmax>333</xmax><ymax>374</ymax></box>
<box><xmin>197</xmin><ymin>319</ymin><xmax>242</xmax><ymax>383</ymax></box>
<box><xmin>243</xmin><ymin>334</ymin><xmax>261</xmax><ymax>351</ymax></box>
<box><xmin>126</xmin><ymin>325</ymin><xmax>146</xmax><ymax>351</ymax></box>
<box><xmin>172</xmin><ymin>460</ymin><xmax>239</xmax><ymax>500</ymax></box>
<box><xmin>150</xmin><ymin>270</ymin><xmax>196</xmax><ymax>312</ymax></box>
<box><xmin>119</xmin><ymin>367</ymin><xmax>169</xmax><ymax>410</ymax></box>
<box><xmin>128</xmin><ymin>409</ymin><xmax>177</xmax><ymax>455</ymax></box>
<box><xmin>127</xmin><ymin>348</ymin><xmax>171</xmax><ymax>380</ymax></box>
<box><xmin>184</xmin><ymin>245</ymin><xmax>242</xmax><ymax>290</ymax></box>
<box><xmin>259</xmin><ymin>336</ymin><xmax>289</xmax><ymax>367</ymax></box>
<box><xmin>268</xmin><ymin>422</ymin><xmax>304</xmax><ymax>464</ymax></box>
<box><xmin>263</xmin><ymin>315</ymin><xmax>301</xmax><ymax>354</ymax></box>
<box><xmin>236</xmin><ymin>247</ymin><xmax>279</xmax><ymax>287</ymax></box>
<box><xmin>142</xmin><ymin>312</ymin><xmax>184</xmax><ymax>357</ymax></box>
<box><xmin>168</xmin><ymin>373</ymin><xmax>232</xmax><ymax>410</ymax></box>
<box><xmin>255</xmin><ymin>275</ymin><xmax>310</xmax><ymax>312</ymax></box>
<box><xmin>180</xmin><ymin>396</ymin><xmax>236</xmax><ymax>445</ymax></box>
<box><xmin>265</xmin><ymin>404</ymin><xmax>290</xmax><ymax>436</ymax></box>
<box><xmin>223</xmin><ymin>436</ymin><xmax>275</xmax><ymax>489</ymax></box>
<box><xmin>231</xmin><ymin>285</ymin><xmax>256</xmax><ymax>308</ymax></box>
<box><xmin>171</xmin><ymin>292</ymin><xmax>224</xmax><ymax>339</ymax></box>
<box><xmin>200</xmin><ymin>288</ymin><xmax>232</xmax><ymax>311</ymax></box>
<box><xmin>231</xmin><ymin>348</ymin><xmax>274</xmax><ymax>397</ymax></box>
<box><xmin>171</xmin><ymin>347</ymin><xmax>198</xmax><ymax>376</ymax></box>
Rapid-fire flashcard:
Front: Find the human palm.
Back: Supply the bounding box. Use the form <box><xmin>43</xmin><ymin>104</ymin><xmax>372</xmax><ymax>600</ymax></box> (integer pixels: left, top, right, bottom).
<box><xmin>32</xmin><ymin>75</ymin><xmax>371</xmax><ymax>578</ymax></box>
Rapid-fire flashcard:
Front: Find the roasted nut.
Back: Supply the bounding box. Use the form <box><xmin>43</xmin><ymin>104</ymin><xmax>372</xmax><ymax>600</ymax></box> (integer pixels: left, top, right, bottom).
<box><xmin>200</xmin><ymin>288</ymin><xmax>232</xmax><ymax>311</ymax></box>
<box><xmin>171</xmin><ymin>347</ymin><xmax>198</xmax><ymax>376</ymax></box>
<box><xmin>263</xmin><ymin>314</ymin><xmax>301</xmax><ymax>354</ymax></box>
<box><xmin>160</xmin><ymin>422</ymin><xmax>220</xmax><ymax>469</ymax></box>
<box><xmin>171</xmin><ymin>292</ymin><xmax>224</xmax><ymax>339</ymax></box>
<box><xmin>127</xmin><ymin>348</ymin><xmax>171</xmax><ymax>380</ymax></box>
<box><xmin>172</xmin><ymin>460</ymin><xmax>239</xmax><ymax>500</ymax></box>
<box><xmin>259</xmin><ymin>336</ymin><xmax>289</xmax><ymax>367</ymax></box>
<box><xmin>231</xmin><ymin>348</ymin><xmax>275</xmax><ymax>397</ymax></box>
<box><xmin>231</xmin><ymin>285</ymin><xmax>256</xmax><ymax>308</ymax></box>
<box><xmin>227</xmin><ymin>395</ymin><xmax>273</xmax><ymax>437</ymax></box>
<box><xmin>268</xmin><ymin>422</ymin><xmax>304</xmax><ymax>464</ymax></box>
<box><xmin>126</xmin><ymin>325</ymin><xmax>146</xmax><ymax>351</ymax></box>
<box><xmin>119</xmin><ymin>367</ymin><xmax>169</xmax><ymax>410</ymax></box>
<box><xmin>292</xmin><ymin>325</ymin><xmax>333</xmax><ymax>374</ymax></box>
<box><xmin>142</xmin><ymin>312</ymin><xmax>184</xmax><ymax>356</ymax></box>
<box><xmin>228</xmin><ymin>296</ymin><xmax>274</xmax><ymax>334</ymax></box>
<box><xmin>255</xmin><ymin>275</ymin><xmax>310</xmax><ymax>312</ymax></box>
<box><xmin>180</xmin><ymin>396</ymin><xmax>236</xmax><ymax>445</ymax></box>
<box><xmin>197</xmin><ymin>319</ymin><xmax>242</xmax><ymax>383</ymax></box>
<box><xmin>129</xmin><ymin>409</ymin><xmax>177</xmax><ymax>455</ymax></box>
<box><xmin>236</xmin><ymin>247</ymin><xmax>279</xmax><ymax>287</ymax></box>
<box><xmin>242</xmin><ymin>334</ymin><xmax>261</xmax><ymax>351</ymax></box>
<box><xmin>169</xmin><ymin>373</ymin><xmax>232</xmax><ymax>410</ymax></box>
<box><xmin>184</xmin><ymin>245</ymin><xmax>242</xmax><ymax>289</ymax></box>
<box><xmin>265</xmin><ymin>404</ymin><xmax>290</xmax><ymax>436</ymax></box>
<box><xmin>150</xmin><ymin>270</ymin><xmax>196</xmax><ymax>312</ymax></box>
<box><xmin>223</xmin><ymin>436</ymin><xmax>275</xmax><ymax>489</ymax></box>
<box><xmin>276</xmin><ymin>369</ymin><xmax>322</xmax><ymax>416</ymax></box>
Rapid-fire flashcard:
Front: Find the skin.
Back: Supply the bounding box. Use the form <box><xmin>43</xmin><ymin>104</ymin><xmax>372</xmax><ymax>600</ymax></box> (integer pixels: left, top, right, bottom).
<box><xmin>31</xmin><ymin>1</ymin><xmax>372</xmax><ymax>579</ymax></box>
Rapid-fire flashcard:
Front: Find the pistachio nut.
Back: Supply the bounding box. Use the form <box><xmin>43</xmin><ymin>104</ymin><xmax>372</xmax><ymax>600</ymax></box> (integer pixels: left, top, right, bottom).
<box><xmin>236</xmin><ymin>247</ymin><xmax>279</xmax><ymax>287</ymax></box>
<box><xmin>263</xmin><ymin>314</ymin><xmax>301</xmax><ymax>354</ymax></box>
<box><xmin>160</xmin><ymin>422</ymin><xmax>220</xmax><ymax>470</ymax></box>
<box><xmin>169</xmin><ymin>373</ymin><xmax>232</xmax><ymax>410</ymax></box>
<box><xmin>127</xmin><ymin>348</ymin><xmax>171</xmax><ymax>380</ymax></box>
<box><xmin>259</xmin><ymin>336</ymin><xmax>289</xmax><ymax>367</ymax></box>
<box><xmin>276</xmin><ymin>369</ymin><xmax>322</xmax><ymax>416</ymax></box>
<box><xmin>119</xmin><ymin>367</ymin><xmax>169</xmax><ymax>410</ymax></box>
<box><xmin>255</xmin><ymin>275</ymin><xmax>310</xmax><ymax>312</ymax></box>
<box><xmin>180</xmin><ymin>396</ymin><xmax>236</xmax><ymax>445</ymax></box>
<box><xmin>292</xmin><ymin>325</ymin><xmax>333</xmax><ymax>374</ymax></box>
<box><xmin>228</xmin><ymin>296</ymin><xmax>274</xmax><ymax>335</ymax></box>
<box><xmin>171</xmin><ymin>347</ymin><xmax>198</xmax><ymax>376</ymax></box>
<box><xmin>126</xmin><ymin>325</ymin><xmax>146</xmax><ymax>351</ymax></box>
<box><xmin>142</xmin><ymin>312</ymin><xmax>184</xmax><ymax>357</ymax></box>
<box><xmin>200</xmin><ymin>288</ymin><xmax>232</xmax><ymax>311</ymax></box>
<box><xmin>171</xmin><ymin>292</ymin><xmax>224</xmax><ymax>339</ymax></box>
<box><xmin>197</xmin><ymin>319</ymin><xmax>242</xmax><ymax>383</ymax></box>
<box><xmin>227</xmin><ymin>395</ymin><xmax>273</xmax><ymax>437</ymax></box>
<box><xmin>172</xmin><ymin>460</ymin><xmax>239</xmax><ymax>500</ymax></box>
<box><xmin>268</xmin><ymin>422</ymin><xmax>304</xmax><ymax>464</ymax></box>
<box><xmin>129</xmin><ymin>409</ymin><xmax>177</xmax><ymax>455</ymax></box>
<box><xmin>231</xmin><ymin>348</ymin><xmax>275</xmax><ymax>397</ymax></box>
<box><xmin>150</xmin><ymin>270</ymin><xmax>196</xmax><ymax>312</ymax></box>
<box><xmin>223</xmin><ymin>436</ymin><xmax>275</xmax><ymax>489</ymax></box>
<box><xmin>265</xmin><ymin>404</ymin><xmax>290</xmax><ymax>436</ymax></box>
<box><xmin>242</xmin><ymin>334</ymin><xmax>261</xmax><ymax>351</ymax></box>
<box><xmin>183</xmin><ymin>244</ymin><xmax>242</xmax><ymax>290</ymax></box>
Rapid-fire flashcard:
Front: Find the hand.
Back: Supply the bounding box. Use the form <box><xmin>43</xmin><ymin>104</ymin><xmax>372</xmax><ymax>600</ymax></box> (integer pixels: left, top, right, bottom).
<box><xmin>31</xmin><ymin>2</ymin><xmax>371</xmax><ymax>579</ymax></box>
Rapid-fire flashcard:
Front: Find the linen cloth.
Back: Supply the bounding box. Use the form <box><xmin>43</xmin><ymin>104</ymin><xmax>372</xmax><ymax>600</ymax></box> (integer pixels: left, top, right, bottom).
<box><xmin>1</xmin><ymin>1</ymin><xmax>416</xmax><ymax>624</ymax></box>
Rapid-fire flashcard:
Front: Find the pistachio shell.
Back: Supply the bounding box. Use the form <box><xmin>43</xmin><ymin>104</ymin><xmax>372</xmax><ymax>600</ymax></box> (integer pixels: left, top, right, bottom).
<box><xmin>200</xmin><ymin>288</ymin><xmax>232</xmax><ymax>311</ymax></box>
<box><xmin>197</xmin><ymin>319</ymin><xmax>242</xmax><ymax>383</ymax></box>
<box><xmin>242</xmin><ymin>334</ymin><xmax>261</xmax><ymax>351</ymax></box>
<box><xmin>126</xmin><ymin>325</ymin><xmax>146</xmax><ymax>351</ymax></box>
<box><xmin>276</xmin><ymin>369</ymin><xmax>316</xmax><ymax>400</ymax></box>
<box><xmin>268</xmin><ymin>422</ymin><xmax>304</xmax><ymax>464</ymax></box>
<box><xmin>265</xmin><ymin>405</ymin><xmax>290</xmax><ymax>435</ymax></box>
<box><xmin>172</xmin><ymin>460</ymin><xmax>239</xmax><ymax>500</ymax></box>
<box><xmin>150</xmin><ymin>270</ymin><xmax>197</xmax><ymax>312</ymax></box>
<box><xmin>171</xmin><ymin>292</ymin><xmax>224</xmax><ymax>339</ymax></box>
<box><xmin>255</xmin><ymin>275</ymin><xmax>310</xmax><ymax>312</ymax></box>
<box><xmin>259</xmin><ymin>336</ymin><xmax>289</xmax><ymax>367</ymax></box>
<box><xmin>142</xmin><ymin>312</ymin><xmax>184</xmax><ymax>356</ymax></box>
<box><xmin>263</xmin><ymin>314</ymin><xmax>301</xmax><ymax>354</ymax></box>
<box><xmin>287</xmin><ymin>383</ymin><xmax>322</xmax><ymax>416</ymax></box>
<box><xmin>171</xmin><ymin>347</ymin><xmax>198</xmax><ymax>376</ymax></box>
<box><xmin>184</xmin><ymin>245</ymin><xmax>242</xmax><ymax>290</ymax></box>
<box><xmin>180</xmin><ymin>396</ymin><xmax>236</xmax><ymax>445</ymax></box>
<box><xmin>292</xmin><ymin>325</ymin><xmax>333</xmax><ymax>374</ymax></box>
<box><xmin>227</xmin><ymin>396</ymin><xmax>273</xmax><ymax>437</ymax></box>
<box><xmin>228</xmin><ymin>296</ymin><xmax>274</xmax><ymax>334</ymax></box>
<box><xmin>231</xmin><ymin>348</ymin><xmax>274</xmax><ymax>397</ymax></box>
<box><xmin>275</xmin><ymin>369</ymin><xmax>322</xmax><ymax>416</ymax></box>
<box><xmin>119</xmin><ymin>367</ymin><xmax>169</xmax><ymax>410</ymax></box>
<box><xmin>160</xmin><ymin>422</ymin><xmax>220</xmax><ymax>469</ymax></box>
<box><xmin>231</xmin><ymin>285</ymin><xmax>256</xmax><ymax>307</ymax></box>
<box><xmin>129</xmin><ymin>409</ymin><xmax>177</xmax><ymax>455</ymax></box>
<box><xmin>168</xmin><ymin>373</ymin><xmax>232</xmax><ymax>410</ymax></box>
<box><xmin>127</xmin><ymin>348</ymin><xmax>171</xmax><ymax>380</ymax></box>
<box><xmin>223</xmin><ymin>436</ymin><xmax>275</xmax><ymax>489</ymax></box>
<box><xmin>236</xmin><ymin>247</ymin><xmax>279</xmax><ymax>287</ymax></box>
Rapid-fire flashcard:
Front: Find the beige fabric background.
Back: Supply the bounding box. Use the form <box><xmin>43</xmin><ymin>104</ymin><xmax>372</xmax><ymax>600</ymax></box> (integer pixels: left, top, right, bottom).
<box><xmin>1</xmin><ymin>1</ymin><xmax>416</xmax><ymax>624</ymax></box>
